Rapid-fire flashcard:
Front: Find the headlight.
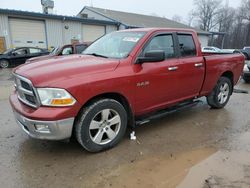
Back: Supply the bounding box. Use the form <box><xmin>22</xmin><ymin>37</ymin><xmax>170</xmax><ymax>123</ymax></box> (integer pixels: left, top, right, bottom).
<box><xmin>37</xmin><ymin>88</ymin><xmax>76</xmax><ymax>107</ymax></box>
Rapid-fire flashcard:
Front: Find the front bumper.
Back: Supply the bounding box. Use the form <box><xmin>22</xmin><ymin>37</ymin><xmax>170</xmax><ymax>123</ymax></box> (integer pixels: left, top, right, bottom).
<box><xmin>13</xmin><ymin>110</ymin><xmax>74</xmax><ymax>140</ymax></box>
<box><xmin>10</xmin><ymin>92</ymin><xmax>77</xmax><ymax>140</ymax></box>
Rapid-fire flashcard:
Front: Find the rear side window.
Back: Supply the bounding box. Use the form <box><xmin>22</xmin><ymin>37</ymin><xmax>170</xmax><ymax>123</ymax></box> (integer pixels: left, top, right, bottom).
<box><xmin>62</xmin><ymin>47</ymin><xmax>73</xmax><ymax>55</ymax></box>
<box><xmin>178</xmin><ymin>34</ymin><xmax>197</xmax><ymax>57</ymax></box>
<box><xmin>76</xmin><ymin>45</ymin><xmax>88</xmax><ymax>54</ymax></box>
<box><xmin>143</xmin><ymin>34</ymin><xmax>175</xmax><ymax>59</ymax></box>
<box><xmin>29</xmin><ymin>48</ymin><xmax>42</xmax><ymax>54</ymax></box>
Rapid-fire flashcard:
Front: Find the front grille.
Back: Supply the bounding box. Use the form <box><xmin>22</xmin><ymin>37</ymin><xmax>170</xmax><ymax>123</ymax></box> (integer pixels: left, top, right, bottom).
<box><xmin>14</xmin><ymin>74</ymin><xmax>40</xmax><ymax>108</ymax></box>
<box><xmin>20</xmin><ymin>80</ymin><xmax>32</xmax><ymax>90</ymax></box>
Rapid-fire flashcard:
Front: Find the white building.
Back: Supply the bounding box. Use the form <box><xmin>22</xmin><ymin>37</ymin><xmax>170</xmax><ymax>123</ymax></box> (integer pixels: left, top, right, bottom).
<box><xmin>0</xmin><ymin>8</ymin><xmax>118</xmax><ymax>52</ymax></box>
<box><xmin>78</xmin><ymin>6</ymin><xmax>211</xmax><ymax>47</ymax></box>
<box><xmin>0</xmin><ymin>7</ymin><xmax>210</xmax><ymax>53</ymax></box>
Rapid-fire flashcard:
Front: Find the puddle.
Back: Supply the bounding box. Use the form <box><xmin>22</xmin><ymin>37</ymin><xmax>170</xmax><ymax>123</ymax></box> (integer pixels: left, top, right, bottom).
<box><xmin>83</xmin><ymin>148</ymin><xmax>216</xmax><ymax>188</ymax></box>
<box><xmin>178</xmin><ymin>150</ymin><xmax>250</xmax><ymax>188</ymax></box>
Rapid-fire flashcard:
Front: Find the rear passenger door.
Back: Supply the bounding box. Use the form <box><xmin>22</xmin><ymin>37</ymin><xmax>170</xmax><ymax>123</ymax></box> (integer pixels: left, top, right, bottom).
<box><xmin>176</xmin><ymin>33</ymin><xmax>205</xmax><ymax>99</ymax></box>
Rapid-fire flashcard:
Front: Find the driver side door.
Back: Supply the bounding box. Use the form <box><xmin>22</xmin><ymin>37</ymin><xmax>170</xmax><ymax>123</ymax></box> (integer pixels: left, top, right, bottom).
<box><xmin>134</xmin><ymin>33</ymin><xmax>181</xmax><ymax>114</ymax></box>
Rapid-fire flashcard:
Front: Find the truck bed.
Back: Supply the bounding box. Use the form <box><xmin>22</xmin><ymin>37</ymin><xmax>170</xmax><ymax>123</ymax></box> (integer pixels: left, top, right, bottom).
<box><xmin>200</xmin><ymin>53</ymin><xmax>245</xmax><ymax>96</ymax></box>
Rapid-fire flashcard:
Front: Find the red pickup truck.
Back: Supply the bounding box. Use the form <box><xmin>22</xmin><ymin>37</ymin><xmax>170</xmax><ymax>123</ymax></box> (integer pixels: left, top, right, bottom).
<box><xmin>25</xmin><ymin>42</ymin><xmax>91</xmax><ymax>64</ymax></box>
<box><xmin>10</xmin><ymin>28</ymin><xmax>244</xmax><ymax>152</ymax></box>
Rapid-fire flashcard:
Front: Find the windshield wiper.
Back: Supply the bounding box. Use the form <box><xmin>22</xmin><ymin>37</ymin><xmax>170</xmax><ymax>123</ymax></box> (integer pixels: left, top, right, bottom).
<box><xmin>85</xmin><ymin>53</ymin><xmax>108</xmax><ymax>58</ymax></box>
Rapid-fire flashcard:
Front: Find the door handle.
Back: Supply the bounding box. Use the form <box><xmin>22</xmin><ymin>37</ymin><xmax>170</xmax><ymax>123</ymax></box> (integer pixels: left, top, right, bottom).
<box><xmin>168</xmin><ymin>66</ymin><xmax>178</xmax><ymax>71</ymax></box>
<box><xmin>194</xmin><ymin>63</ymin><xmax>203</xmax><ymax>67</ymax></box>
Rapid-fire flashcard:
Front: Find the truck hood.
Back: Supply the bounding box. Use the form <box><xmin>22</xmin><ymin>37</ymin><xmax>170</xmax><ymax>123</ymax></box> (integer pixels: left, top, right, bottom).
<box><xmin>14</xmin><ymin>54</ymin><xmax>120</xmax><ymax>87</ymax></box>
<box><xmin>26</xmin><ymin>54</ymin><xmax>55</xmax><ymax>63</ymax></box>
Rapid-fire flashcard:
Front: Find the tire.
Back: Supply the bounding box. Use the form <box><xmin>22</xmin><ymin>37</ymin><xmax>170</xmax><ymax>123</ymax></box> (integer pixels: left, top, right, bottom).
<box><xmin>75</xmin><ymin>99</ymin><xmax>127</xmax><ymax>152</ymax></box>
<box><xmin>206</xmin><ymin>77</ymin><xmax>233</xmax><ymax>109</ymax></box>
<box><xmin>243</xmin><ymin>77</ymin><xmax>250</xmax><ymax>83</ymax></box>
<box><xmin>0</xmin><ymin>59</ymin><xmax>9</xmax><ymax>68</ymax></box>
<box><xmin>242</xmin><ymin>75</ymin><xmax>250</xmax><ymax>83</ymax></box>
<box><xmin>243</xmin><ymin>52</ymin><xmax>249</xmax><ymax>60</ymax></box>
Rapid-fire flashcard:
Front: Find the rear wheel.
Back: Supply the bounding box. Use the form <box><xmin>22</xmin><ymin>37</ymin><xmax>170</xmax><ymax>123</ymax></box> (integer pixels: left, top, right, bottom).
<box><xmin>75</xmin><ymin>99</ymin><xmax>127</xmax><ymax>152</ymax></box>
<box><xmin>206</xmin><ymin>77</ymin><xmax>233</xmax><ymax>109</ymax></box>
<box><xmin>0</xmin><ymin>60</ymin><xmax>9</xmax><ymax>68</ymax></box>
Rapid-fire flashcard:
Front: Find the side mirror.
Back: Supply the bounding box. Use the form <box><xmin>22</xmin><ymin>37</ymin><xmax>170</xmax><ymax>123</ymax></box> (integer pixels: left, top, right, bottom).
<box><xmin>11</xmin><ymin>52</ymin><xmax>17</xmax><ymax>56</ymax></box>
<box><xmin>136</xmin><ymin>50</ymin><xmax>165</xmax><ymax>64</ymax></box>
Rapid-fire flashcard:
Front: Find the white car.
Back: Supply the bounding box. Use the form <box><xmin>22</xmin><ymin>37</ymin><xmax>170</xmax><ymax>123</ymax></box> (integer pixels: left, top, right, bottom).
<box><xmin>202</xmin><ymin>46</ymin><xmax>222</xmax><ymax>53</ymax></box>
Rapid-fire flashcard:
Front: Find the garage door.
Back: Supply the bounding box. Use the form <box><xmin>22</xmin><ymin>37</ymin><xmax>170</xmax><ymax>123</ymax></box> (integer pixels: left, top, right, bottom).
<box><xmin>9</xmin><ymin>18</ymin><xmax>47</xmax><ymax>48</ymax></box>
<box><xmin>0</xmin><ymin>37</ymin><xmax>6</xmax><ymax>53</ymax></box>
<box><xmin>82</xmin><ymin>24</ymin><xmax>105</xmax><ymax>42</ymax></box>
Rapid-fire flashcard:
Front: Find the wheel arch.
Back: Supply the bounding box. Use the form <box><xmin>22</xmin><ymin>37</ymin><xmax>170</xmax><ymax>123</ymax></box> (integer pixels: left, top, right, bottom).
<box><xmin>75</xmin><ymin>92</ymin><xmax>135</xmax><ymax>129</ymax></box>
<box><xmin>221</xmin><ymin>71</ymin><xmax>234</xmax><ymax>94</ymax></box>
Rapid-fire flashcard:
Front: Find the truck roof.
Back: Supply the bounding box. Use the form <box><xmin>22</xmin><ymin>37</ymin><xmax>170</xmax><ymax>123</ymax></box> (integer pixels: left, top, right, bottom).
<box><xmin>118</xmin><ymin>27</ymin><xmax>197</xmax><ymax>34</ymax></box>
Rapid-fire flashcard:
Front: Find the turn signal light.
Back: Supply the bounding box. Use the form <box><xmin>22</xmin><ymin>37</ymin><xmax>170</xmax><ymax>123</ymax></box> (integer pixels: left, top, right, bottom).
<box><xmin>50</xmin><ymin>98</ymin><xmax>75</xmax><ymax>106</ymax></box>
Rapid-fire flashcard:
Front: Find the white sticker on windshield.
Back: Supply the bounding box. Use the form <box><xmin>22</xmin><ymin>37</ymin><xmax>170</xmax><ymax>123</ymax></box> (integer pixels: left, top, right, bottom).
<box><xmin>122</xmin><ymin>37</ymin><xmax>140</xmax><ymax>42</ymax></box>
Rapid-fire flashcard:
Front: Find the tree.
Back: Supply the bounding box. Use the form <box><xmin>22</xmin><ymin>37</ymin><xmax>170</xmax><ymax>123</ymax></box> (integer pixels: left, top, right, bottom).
<box><xmin>172</xmin><ymin>15</ymin><xmax>183</xmax><ymax>23</ymax></box>
<box><xmin>189</xmin><ymin>0</ymin><xmax>250</xmax><ymax>48</ymax></box>
<box><xmin>238</xmin><ymin>0</ymin><xmax>250</xmax><ymax>46</ymax></box>
<box><xmin>192</xmin><ymin>0</ymin><xmax>222</xmax><ymax>31</ymax></box>
<box><xmin>214</xmin><ymin>6</ymin><xmax>236</xmax><ymax>48</ymax></box>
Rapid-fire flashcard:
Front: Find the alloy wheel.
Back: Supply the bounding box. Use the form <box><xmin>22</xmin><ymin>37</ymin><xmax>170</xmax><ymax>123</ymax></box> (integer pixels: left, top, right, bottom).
<box><xmin>89</xmin><ymin>109</ymin><xmax>121</xmax><ymax>145</ymax></box>
<box><xmin>218</xmin><ymin>83</ymin><xmax>230</xmax><ymax>104</ymax></box>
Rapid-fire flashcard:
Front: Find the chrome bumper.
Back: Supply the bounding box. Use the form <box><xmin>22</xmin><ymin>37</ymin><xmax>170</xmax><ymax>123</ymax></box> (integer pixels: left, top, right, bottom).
<box><xmin>13</xmin><ymin>111</ymin><xmax>74</xmax><ymax>140</ymax></box>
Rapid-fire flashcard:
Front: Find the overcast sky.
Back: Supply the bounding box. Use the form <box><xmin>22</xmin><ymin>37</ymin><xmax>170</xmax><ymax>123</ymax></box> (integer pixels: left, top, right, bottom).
<box><xmin>0</xmin><ymin>0</ymin><xmax>242</xmax><ymax>21</ymax></box>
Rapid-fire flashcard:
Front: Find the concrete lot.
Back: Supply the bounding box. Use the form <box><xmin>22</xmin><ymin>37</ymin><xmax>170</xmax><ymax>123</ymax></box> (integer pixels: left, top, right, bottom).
<box><xmin>0</xmin><ymin>68</ymin><xmax>250</xmax><ymax>188</ymax></box>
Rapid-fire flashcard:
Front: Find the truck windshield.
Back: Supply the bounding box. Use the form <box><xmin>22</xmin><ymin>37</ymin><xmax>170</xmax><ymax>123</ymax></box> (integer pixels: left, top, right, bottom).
<box><xmin>83</xmin><ymin>31</ymin><xmax>146</xmax><ymax>59</ymax></box>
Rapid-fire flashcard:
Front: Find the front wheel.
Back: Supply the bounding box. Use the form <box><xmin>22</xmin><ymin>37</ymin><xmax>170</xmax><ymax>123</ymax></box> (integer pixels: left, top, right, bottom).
<box><xmin>0</xmin><ymin>59</ymin><xmax>9</xmax><ymax>68</ymax></box>
<box><xmin>75</xmin><ymin>99</ymin><xmax>127</xmax><ymax>152</ymax></box>
<box><xmin>206</xmin><ymin>77</ymin><xmax>233</xmax><ymax>109</ymax></box>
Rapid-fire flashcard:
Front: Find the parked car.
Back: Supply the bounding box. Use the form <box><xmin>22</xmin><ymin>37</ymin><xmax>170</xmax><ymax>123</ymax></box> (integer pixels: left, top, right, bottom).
<box><xmin>25</xmin><ymin>42</ymin><xmax>91</xmax><ymax>64</ymax></box>
<box><xmin>10</xmin><ymin>28</ymin><xmax>245</xmax><ymax>152</ymax></box>
<box><xmin>202</xmin><ymin>46</ymin><xmax>222</xmax><ymax>53</ymax></box>
<box><xmin>202</xmin><ymin>46</ymin><xmax>235</xmax><ymax>54</ymax></box>
<box><xmin>240</xmin><ymin>47</ymin><xmax>250</xmax><ymax>60</ymax></box>
<box><xmin>0</xmin><ymin>47</ymin><xmax>49</xmax><ymax>68</ymax></box>
<box><xmin>243</xmin><ymin>62</ymin><xmax>250</xmax><ymax>83</ymax></box>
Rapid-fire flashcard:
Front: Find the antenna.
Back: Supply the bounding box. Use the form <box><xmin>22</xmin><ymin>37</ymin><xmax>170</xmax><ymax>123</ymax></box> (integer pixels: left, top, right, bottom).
<box><xmin>41</xmin><ymin>0</ymin><xmax>54</xmax><ymax>14</ymax></box>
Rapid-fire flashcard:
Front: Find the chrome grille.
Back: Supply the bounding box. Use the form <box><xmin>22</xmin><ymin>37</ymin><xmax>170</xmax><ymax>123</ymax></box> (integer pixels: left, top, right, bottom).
<box><xmin>14</xmin><ymin>74</ymin><xmax>40</xmax><ymax>108</ymax></box>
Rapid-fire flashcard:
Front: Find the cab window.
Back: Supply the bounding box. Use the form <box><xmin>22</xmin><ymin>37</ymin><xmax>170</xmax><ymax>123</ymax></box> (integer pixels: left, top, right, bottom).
<box><xmin>76</xmin><ymin>45</ymin><xmax>88</xmax><ymax>54</ymax></box>
<box><xmin>143</xmin><ymin>34</ymin><xmax>175</xmax><ymax>59</ymax></box>
<box><xmin>178</xmin><ymin>34</ymin><xmax>197</xmax><ymax>57</ymax></box>
<box><xmin>62</xmin><ymin>47</ymin><xmax>73</xmax><ymax>55</ymax></box>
